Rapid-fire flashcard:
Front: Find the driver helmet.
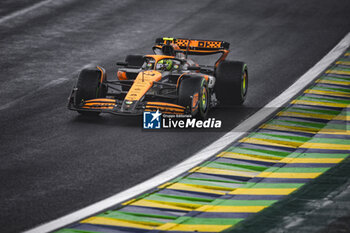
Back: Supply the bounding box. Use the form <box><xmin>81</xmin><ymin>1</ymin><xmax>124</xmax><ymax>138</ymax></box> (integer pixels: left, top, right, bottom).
<box><xmin>157</xmin><ymin>59</ymin><xmax>173</xmax><ymax>71</ymax></box>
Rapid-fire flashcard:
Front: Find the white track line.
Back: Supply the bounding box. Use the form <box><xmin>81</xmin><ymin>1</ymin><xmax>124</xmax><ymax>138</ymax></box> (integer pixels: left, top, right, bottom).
<box><xmin>0</xmin><ymin>0</ymin><xmax>55</xmax><ymax>25</ymax></box>
<box><xmin>24</xmin><ymin>32</ymin><xmax>350</xmax><ymax>233</ymax></box>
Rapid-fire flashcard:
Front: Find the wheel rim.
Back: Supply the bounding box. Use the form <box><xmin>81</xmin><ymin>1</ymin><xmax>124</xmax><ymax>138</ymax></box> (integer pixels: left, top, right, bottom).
<box><xmin>242</xmin><ymin>71</ymin><xmax>247</xmax><ymax>96</ymax></box>
<box><xmin>201</xmin><ymin>87</ymin><xmax>208</xmax><ymax>112</ymax></box>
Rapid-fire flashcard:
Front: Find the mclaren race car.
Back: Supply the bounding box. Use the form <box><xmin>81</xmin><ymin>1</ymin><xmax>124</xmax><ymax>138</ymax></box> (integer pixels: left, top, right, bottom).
<box><xmin>67</xmin><ymin>37</ymin><xmax>248</xmax><ymax>118</ymax></box>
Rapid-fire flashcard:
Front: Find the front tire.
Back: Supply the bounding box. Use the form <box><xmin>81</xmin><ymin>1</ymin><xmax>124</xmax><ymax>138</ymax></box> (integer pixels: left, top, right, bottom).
<box><xmin>178</xmin><ymin>76</ymin><xmax>209</xmax><ymax>119</ymax></box>
<box><xmin>215</xmin><ymin>60</ymin><xmax>248</xmax><ymax>105</ymax></box>
<box><xmin>74</xmin><ymin>66</ymin><xmax>107</xmax><ymax>116</ymax></box>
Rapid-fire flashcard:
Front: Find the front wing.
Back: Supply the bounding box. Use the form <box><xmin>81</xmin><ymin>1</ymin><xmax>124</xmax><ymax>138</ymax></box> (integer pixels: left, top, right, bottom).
<box><xmin>68</xmin><ymin>98</ymin><xmax>187</xmax><ymax>116</ymax></box>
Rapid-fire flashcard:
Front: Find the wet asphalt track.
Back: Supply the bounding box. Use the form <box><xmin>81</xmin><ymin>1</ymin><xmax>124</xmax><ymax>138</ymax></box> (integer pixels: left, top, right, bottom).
<box><xmin>0</xmin><ymin>0</ymin><xmax>349</xmax><ymax>232</ymax></box>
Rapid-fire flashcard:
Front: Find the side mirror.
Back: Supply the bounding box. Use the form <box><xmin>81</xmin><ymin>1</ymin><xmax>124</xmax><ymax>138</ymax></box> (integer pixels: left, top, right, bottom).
<box><xmin>116</xmin><ymin>62</ymin><xmax>128</xmax><ymax>66</ymax></box>
<box><xmin>187</xmin><ymin>66</ymin><xmax>201</xmax><ymax>71</ymax></box>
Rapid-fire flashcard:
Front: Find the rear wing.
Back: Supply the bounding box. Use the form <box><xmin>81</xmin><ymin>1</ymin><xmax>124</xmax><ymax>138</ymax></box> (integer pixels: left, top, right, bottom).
<box><xmin>154</xmin><ymin>37</ymin><xmax>230</xmax><ymax>66</ymax></box>
<box><xmin>155</xmin><ymin>37</ymin><xmax>230</xmax><ymax>55</ymax></box>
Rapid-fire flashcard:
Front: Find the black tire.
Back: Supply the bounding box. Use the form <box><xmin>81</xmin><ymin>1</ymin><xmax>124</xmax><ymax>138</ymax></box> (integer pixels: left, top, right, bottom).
<box><xmin>74</xmin><ymin>66</ymin><xmax>107</xmax><ymax>116</ymax></box>
<box><xmin>125</xmin><ymin>55</ymin><xmax>144</xmax><ymax>67</ymax></box>
<box><xmin>178</xmin><ymin>76</ymin><xmax>209</xmax><ymax>119</ymax></box>
<box><xmin>215</xmin><ymin>60</ymin><xmax>248</xmax><ymax>105</ymax></box>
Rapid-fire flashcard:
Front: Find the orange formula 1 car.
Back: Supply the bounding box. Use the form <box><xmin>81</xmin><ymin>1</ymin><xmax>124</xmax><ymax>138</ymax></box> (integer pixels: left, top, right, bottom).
<box><xmin>67</xmin><ymin>37</ymin><xmax>248</xmax><ymax>118</ymax></box>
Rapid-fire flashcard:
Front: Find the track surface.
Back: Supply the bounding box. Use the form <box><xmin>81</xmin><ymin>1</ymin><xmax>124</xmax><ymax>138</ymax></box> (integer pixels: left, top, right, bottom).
<box><xmin>0</xmin><ymin>0</ymin><xmax>349</xmax><ymax>232</ymax></box>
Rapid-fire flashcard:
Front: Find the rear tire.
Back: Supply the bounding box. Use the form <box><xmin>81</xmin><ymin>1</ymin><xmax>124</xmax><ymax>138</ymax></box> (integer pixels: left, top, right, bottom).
<box><xmin>178</xmin><ymin>76</ymin><xmax>209</xmax><ymax>119</ymax></box>
<box><xmin>74</xmin><ymin>66</ymin><xmax>107</xmax><ymax>116</ymax></box>
<box><xmin>215</xmin><ymin>60</ymin><xmax>248</xmax><ymax>105</ymax></box>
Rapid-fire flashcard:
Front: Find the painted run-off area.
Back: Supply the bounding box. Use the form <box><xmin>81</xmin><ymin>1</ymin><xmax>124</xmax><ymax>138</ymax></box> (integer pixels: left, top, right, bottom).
<box><xmin>53</xmin><ymin>50</ymin><xmax>350</xmax><ymax>233</ymax></box>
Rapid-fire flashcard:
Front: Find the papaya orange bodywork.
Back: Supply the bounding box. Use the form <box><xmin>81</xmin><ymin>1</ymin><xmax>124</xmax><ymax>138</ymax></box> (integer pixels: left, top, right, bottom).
<box><xmin>176</xmin><ymin>73</ymin><xmax>186</xmax><ymax>88</ymax></box>
<box><xmin>96</xmin><ymin>66</ymin><xmax>105</xmax><ymax>83</ymax></box>
<box><xmin>117</xmin><ymin>71</ymin><xmax>128</xmax><ymax>80</ymax></box>
<box><xmin>215</xmin><ymin>50</ymin><xmax>229</xmax><ymax>68</ymax></box>
<box><xmin>85</xmin><ymin>98</ymin><xmax>116</xmax><ymax>103</ymax></box>
<box><xmin>82</xmin><ymin>106</ymin><xmax>114</xmax><ymax>109</ymax></box>
<box><xmin>124</xmin><ymin>70</ymin><xmax>162</xmax><ymax>101</ymax></box>
<box><xmin>82</xmin><ymin>98</ymin><xmax>116</xmax><ymax>109</ymax></box>
<box><xmin>145</xmin><ymin>102</ymin><xmax>186</xmax><ymax>114</ymax></box>
<box><xmin>146</xmin><ymin>102</ymin><xmax>186</xmax><ymax>109</ymax></box>
<box><xmin>145</xmin><ymin>107</ymin><xmax>184</xmax><ymax>114</ymax></box>
<box><xmin>192</xmin><ymin>93</ymin><xmax>199</xmax><ymax>108</ymax></box>
<box><xmin>145</xmin><ymin>54</ymin><xmax>175</xmax><ymax>63</ymax></box>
